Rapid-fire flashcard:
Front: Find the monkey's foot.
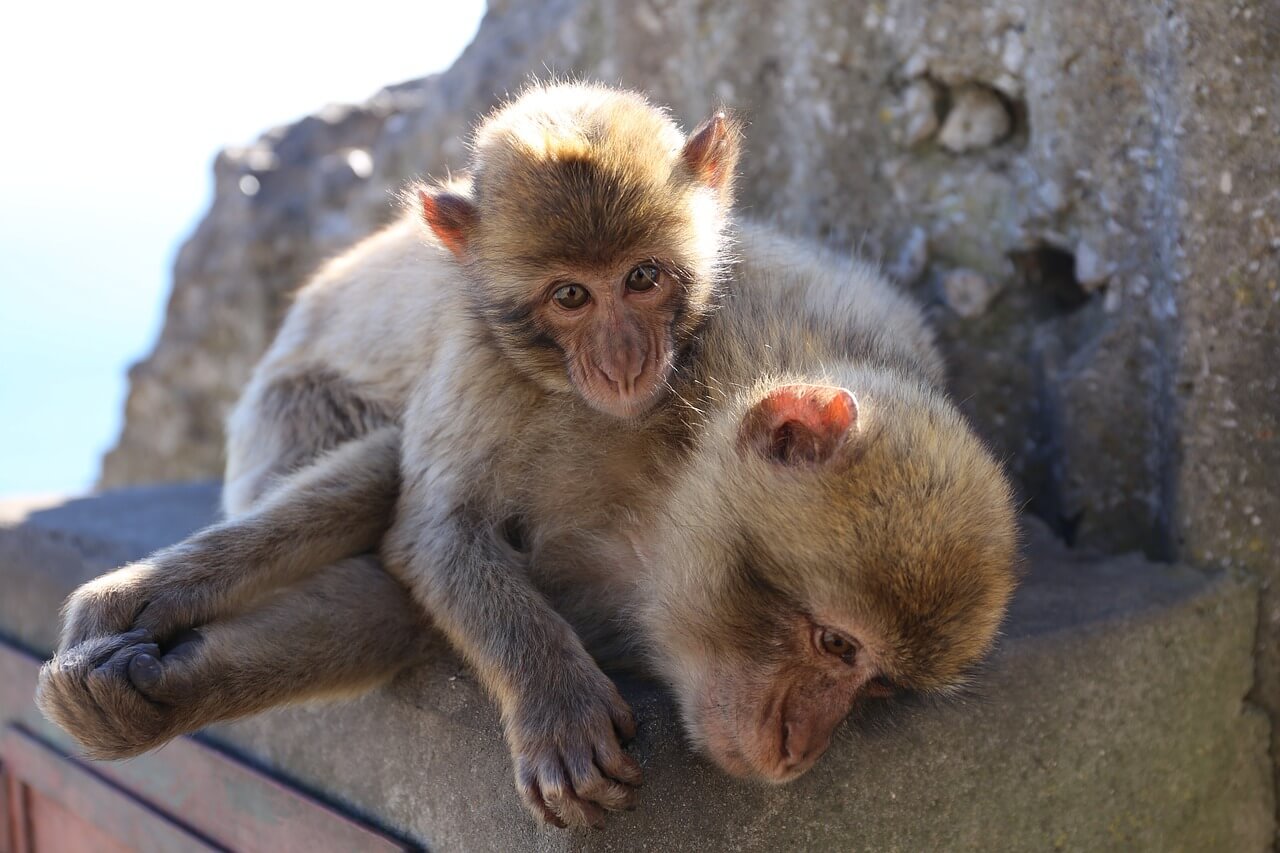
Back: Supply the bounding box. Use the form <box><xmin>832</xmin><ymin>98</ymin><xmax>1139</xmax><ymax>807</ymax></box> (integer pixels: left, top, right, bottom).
<box><xmin>59</xmin><ymin>565</ymin><xmax>154</xmax><ymax>647</ymax></box>
<box><xmin>509</xmin><ymin>677</ymin><xmax>643</xmax><ymax>828</ymax></box>
<box><xmin>37</xmin><ymin>629</ymin><xmax>204</xmax><ymax>759</ymax></box>
<box><xmin>60</xmin><ymin>557</ymin><xmax>213</xmax><ymax>649</ymax></box>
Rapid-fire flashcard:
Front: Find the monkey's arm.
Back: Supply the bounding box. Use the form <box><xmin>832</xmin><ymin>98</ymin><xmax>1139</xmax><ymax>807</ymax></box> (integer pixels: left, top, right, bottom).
<box><xmin>57</xmin><ymin>426</ymin><xmax>401</xmax><ymax>649</ymax></box>
<box><xmin>385</xmin><ymin>378</ymin><xmax>640</xmax><ymax>829</ymax></box>
<box><xmin>386</xmin><ymin>498</ymin><xmax>641</xmax><ymax>829</ymax></box>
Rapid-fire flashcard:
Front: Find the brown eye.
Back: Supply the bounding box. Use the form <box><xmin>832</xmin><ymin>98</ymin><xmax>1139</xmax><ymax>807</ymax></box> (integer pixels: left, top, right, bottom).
<box><xmin>819</xmin><ymin>628</ymin><xmax>858</xmax><ymax>665</ymax></box>
<box><xmin>552</xmin><ymin>283</ymin><xmax>589</xmax><ymax>310</ymax></box>
<box><xmin>626</xmin><ymin>263</ymin><xmax>660</xmax><ymax>292</ymax></box>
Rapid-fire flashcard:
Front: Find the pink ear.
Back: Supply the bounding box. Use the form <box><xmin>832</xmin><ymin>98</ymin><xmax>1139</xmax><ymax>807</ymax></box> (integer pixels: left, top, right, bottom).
<box><xmin>418</xmin><ymin>189</ymin><xmax>477</xmax><ymax>260</ymax></box>
<box><xmin>681</xmin><ymin>111</ymin><xmax>741</xmax><ymax>191</ymax></box>
<box><xmin>739</xmin><ymin>385</ymin><xmax>858</xmax><ymax>466</ymax></box>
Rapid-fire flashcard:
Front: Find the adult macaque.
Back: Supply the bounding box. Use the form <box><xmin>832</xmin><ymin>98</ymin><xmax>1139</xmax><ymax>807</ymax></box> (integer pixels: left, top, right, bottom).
<box><xmin>39</xmin><ymin>84</ymin><xmax>1017</xmax><ymax>830</ymax></box>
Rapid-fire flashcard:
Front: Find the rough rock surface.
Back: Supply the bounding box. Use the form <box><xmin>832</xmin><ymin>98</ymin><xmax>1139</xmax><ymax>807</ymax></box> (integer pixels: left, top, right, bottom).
<box><xmin>937</xmin><ymin>84</ymin><xmax>1012</xmax><ymax>152</ymax></box>
<box><xmin>941</xmin><ymin>267</ymin><xmax>1001</xmax><ymax>317</ymax></box>
<box><xmin>95</xmin><ymin>0</ymin><xmax>1280</xmax><ymax>828</ymax></box>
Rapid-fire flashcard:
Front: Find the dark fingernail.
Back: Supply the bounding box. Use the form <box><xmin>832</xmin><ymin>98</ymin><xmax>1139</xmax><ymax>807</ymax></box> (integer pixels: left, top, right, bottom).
<box><xmin>128</xmin><ymin>653</ymin><xmax>162</xmax><ymax>690</ymax></box>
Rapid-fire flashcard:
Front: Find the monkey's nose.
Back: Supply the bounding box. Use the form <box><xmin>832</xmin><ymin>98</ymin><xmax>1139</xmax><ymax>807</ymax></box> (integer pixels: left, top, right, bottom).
<box><xmin>601</xmin><ymin>351</ymin><xmax>646</xmax><ymax>396</ymax></box>
<box><xmin>779</xmin><ymin>721</ymin><xmax>825</xmax><ymax>773</ymax></box>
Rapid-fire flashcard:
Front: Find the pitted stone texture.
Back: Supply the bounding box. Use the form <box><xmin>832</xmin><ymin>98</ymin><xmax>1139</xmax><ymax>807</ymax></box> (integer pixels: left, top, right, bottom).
<box><xmin>941</xmin><ymin>268</ymin><xmax>1001</xmax><ymax>317</ymax></box>
<box><xmin>1162</xmin><ymin>0</ymin><xmax>1280</xmax><ymax>816</ymax></box>
<box><xmin>891</xmin><ymin>79</ymin><xmax>942</xmax><ymax>147</ymax></box>
<box><xmin>937</xmin><ymin>84</ymin><xmax>1013</xmax><ymax>152</ymax></box>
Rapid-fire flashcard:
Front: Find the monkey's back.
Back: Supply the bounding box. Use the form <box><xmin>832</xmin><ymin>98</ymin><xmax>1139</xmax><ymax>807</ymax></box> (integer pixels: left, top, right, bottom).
<box><xmin>222</xmin><ymin>214</ymin><xmax>472</xmax><ymax>514</ymax></box>
<box><xmin>688</xmin><ymin>221</ymin><xmax>945</xmax><ymax>410</ymax></box>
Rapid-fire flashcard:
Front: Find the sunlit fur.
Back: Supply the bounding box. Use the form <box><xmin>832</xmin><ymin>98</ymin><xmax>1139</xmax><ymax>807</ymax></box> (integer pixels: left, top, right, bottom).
<box><xmin>230</xmin><ymin>215</ymin><xmax>1017</xmax><ymax>786</ymax></box>
<box><xmin>41</xmin><ymin>123</ymin><xmax>1016</xmax><ymax>824</ymax></box>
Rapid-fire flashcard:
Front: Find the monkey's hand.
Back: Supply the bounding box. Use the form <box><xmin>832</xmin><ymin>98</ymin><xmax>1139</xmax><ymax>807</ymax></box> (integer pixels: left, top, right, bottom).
<box><xmin>37</xmin><ymin>629</ymin><xmax>191</xmax><ymax>759</ymax></box>
<box><xmin>506</xmin><ymin>666</ymin><xmax>642</xmax><ymax>828</ymax></box>
<box><xmin>59</xmin><ymin>563</ymin><xmax>158</xmax><ymax>649</ymax></box>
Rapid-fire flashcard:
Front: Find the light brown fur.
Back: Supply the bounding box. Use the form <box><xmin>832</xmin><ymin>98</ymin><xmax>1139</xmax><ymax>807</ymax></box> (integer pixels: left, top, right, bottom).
<box><xmin>38</xmin><ymin>84</ymin><xmax>1017</xmax><ymax>830</ymax></box>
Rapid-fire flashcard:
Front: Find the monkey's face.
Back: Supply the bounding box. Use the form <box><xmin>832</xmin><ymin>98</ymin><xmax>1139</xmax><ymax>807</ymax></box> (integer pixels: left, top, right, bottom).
<box><xmin>451</xmin><ymin>180</ymin><xmax>728</xmax><ymax>419</ymax></box>
<box><xmin>463</xmin><ymin>150</ymin><xmax>729</xmax><ymax>419</ymax></box>
<box><xmin>660</xmin><ymin>607</ymin><xmax>900</xmax><ymax>782</ymax></box>
<box><xmin>515</xmin><ymin>258</ymin><xmax>697</xmax><ymax>419</ymax></box>
<box><xmin>637</xmin><ymin>376</ymin><xmax>1019</xmax><ymax>781</ymax></box>
<box><xmin>421</xmin><ymin>173</ymin><xmax>726</xmax><ymax>419</ymax></box>
<box><xmin>415</xmin><ymin>82</ymin><xmax>741</xmax><ymax>419</ymax></box>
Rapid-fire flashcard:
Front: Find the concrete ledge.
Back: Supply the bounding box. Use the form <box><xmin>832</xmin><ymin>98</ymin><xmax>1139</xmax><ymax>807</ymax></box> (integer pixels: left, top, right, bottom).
<box><xmin>1</xmin><ymin>484</ymin><xmax>1274</xmax><ymax>851</ymax></box>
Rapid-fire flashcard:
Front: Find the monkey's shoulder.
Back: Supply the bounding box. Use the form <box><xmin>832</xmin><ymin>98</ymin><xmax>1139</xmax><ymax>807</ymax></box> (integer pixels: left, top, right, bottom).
<box><xmin>710</xmin><ymin>221</ymin><xmax>945</xmax><ymax>385</ymax></box>
<box><xmin>268</xmin><ymin>216</ymin><xmax>476</xmax><ymax>405</ymax></box>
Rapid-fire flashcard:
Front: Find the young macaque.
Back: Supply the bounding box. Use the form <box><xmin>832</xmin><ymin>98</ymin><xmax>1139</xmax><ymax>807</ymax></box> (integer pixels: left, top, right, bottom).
<box><xmin>49</xmin><ymin>80</ymin><xmax>739</xmax><ymax>651</ymax></box>
<box><xmin>38</xmin><ymin>84</ymin><xmax>1018</xmax><ymax>831</ymax></box>
<box><xmin>42</xmin><ymin>79</ymin><xmax>740</xmax><ymax>814</ymax></box>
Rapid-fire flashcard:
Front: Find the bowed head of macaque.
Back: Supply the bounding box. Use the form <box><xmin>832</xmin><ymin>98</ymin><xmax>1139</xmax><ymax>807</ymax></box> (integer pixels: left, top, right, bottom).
<box><xmin>635</xmin><ymin>374</ymin><xmax>1019</xmax><ymax>780</ymax></box>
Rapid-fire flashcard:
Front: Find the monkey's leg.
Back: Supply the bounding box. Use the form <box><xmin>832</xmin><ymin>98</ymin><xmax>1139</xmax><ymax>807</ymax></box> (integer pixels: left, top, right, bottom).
<box><xmin>58</xmin><ymin>425</ymin><xmax>401</xmax><ymax>649</ymax></box>
<box><xmin>38</xmin><ymin>556</ymin><xmax>431</xmax><ymax>759</ymax></box>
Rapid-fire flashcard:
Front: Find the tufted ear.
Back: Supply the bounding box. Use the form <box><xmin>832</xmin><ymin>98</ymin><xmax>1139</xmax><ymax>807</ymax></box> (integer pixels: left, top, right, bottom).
<box><xmin>681</xmin><ymin>110</ymin><xmax>741</xmax><ymax>194</ymax></box>
<box><xmin>738</xmin><ymin>385</ymin><xmax>858</xmax><ymax>466</ymax></box>
<box><xmin>418</xmin><ymin>188</ymin><xmax>477</xmax><ymax>261</ymax></box>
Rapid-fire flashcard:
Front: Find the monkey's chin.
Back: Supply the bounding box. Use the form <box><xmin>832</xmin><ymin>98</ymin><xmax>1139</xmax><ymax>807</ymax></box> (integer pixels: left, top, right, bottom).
<box><xmin>703</xmin><ymin>742</ymin><xmax>811</xmax><ymax>785</ymax></box>
<box><xmin>570</xmin><ymin>355</ymin><xmax>674</xmax><ymax>420</ymax></box>
<box><xmin>582</xmin><ymin>382</ymin><xmax>667</xmax><ymax>420</ymax></box>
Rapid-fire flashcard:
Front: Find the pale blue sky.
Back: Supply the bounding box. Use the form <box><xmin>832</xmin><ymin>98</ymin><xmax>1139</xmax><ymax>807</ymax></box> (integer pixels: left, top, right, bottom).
<box><xmin>0</xmin><ymin>1</ymin><xmax>485</xmax><ymax>495</ymax></box>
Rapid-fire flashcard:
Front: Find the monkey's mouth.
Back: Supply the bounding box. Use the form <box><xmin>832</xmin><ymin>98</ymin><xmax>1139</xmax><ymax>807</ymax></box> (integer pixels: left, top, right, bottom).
<box><xmin>578</xmin><ymin>362</ymin><xmax>669</xmax><ymax>419</ymax></box>
<box><xmin>700</xmin><ymin>727</ymin><xmax>815</xmax><ymax>784</ymax></box>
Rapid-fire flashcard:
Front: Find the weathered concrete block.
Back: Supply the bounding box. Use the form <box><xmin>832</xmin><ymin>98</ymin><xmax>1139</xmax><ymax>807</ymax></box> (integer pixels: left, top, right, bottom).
<box><xmin>0</xmin><ymin>486</ymin><xmax>1272</xmax><ymax>851</ymax></box>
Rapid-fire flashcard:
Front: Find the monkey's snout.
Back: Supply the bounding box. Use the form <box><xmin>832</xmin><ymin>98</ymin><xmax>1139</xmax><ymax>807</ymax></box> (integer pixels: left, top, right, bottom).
<box><xmin>780</xmin><ymin>721</ymin><xmax>802</xmax><ymax>766</ymax></box>
<box><xmin>600</xmin><ymin>350</ymin><xmax>647</xmax><ymax>398</ymax></box>
<box><xmin>777</xmin><ymin>722</ymin><xmax>825</xmax><ymax>779</ymax></box>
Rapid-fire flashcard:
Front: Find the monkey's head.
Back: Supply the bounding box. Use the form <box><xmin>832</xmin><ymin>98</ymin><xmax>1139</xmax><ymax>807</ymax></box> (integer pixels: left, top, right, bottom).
<box><xmin>413</xmin><ymin>82</ymin><xmax>741</xmax><ymax>419</ymax></box>
<box><xmin>636</xmin><ymin>370</ymin><xmax>1018</xmax><ymax>782</ymax></box>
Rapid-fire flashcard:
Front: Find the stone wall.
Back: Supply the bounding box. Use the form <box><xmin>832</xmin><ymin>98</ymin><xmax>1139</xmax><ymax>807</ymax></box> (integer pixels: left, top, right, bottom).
<box><xmin>97</xmin><ymin>0</ymin><xmax>1280</xmax><ymax>828</ymax></box>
